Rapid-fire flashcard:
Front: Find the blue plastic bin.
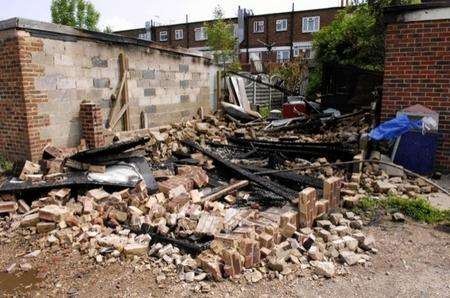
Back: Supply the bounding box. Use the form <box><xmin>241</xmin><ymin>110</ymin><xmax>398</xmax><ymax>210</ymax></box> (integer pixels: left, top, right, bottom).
<box><xmin>393</xmin><ymin>131</ymin><xmax>439</xmax><ymax>175</ymax></box>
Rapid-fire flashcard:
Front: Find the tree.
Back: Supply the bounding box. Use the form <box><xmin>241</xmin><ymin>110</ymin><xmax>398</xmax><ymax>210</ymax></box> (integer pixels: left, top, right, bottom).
<box><xmin>308</xmin><ymin>0</ymin><xmax>418</xmax><ymax>95</ymax></box>
<box><xmin>206</xmin><ymin>6</ymin><xmax>240</xmax><ymax>71</ymax></box>
<box><xmin>51</xmin><ymin>0</ymin><xmax>100</xmax><ymax>31</ymax></box>
<box><xmin>103</xmin><ymin>26</ymin><xmax>113</xmax><ymax>33</ymax></box>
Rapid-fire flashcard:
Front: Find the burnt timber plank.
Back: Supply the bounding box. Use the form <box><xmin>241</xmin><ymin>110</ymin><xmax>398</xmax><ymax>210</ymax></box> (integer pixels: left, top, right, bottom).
<box><xmin>182</xmin><ymin>140</ymin><xmax>296</xmax><ymax>201</ymax></box>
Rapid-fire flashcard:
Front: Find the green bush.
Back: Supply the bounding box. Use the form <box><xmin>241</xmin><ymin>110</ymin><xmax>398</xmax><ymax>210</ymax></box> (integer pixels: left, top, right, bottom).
<box><xmin>0</xmin><ymin>155</ymin><xmax>13</xmax><ymax>173</ymax></box>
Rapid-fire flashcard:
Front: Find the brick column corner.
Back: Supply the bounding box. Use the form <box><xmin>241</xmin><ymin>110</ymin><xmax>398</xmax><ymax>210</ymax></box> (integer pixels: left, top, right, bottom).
<box><xmin>79</xmin><ymin>101</ymin><xmax>105</xmax><ymax>149</ymax></box>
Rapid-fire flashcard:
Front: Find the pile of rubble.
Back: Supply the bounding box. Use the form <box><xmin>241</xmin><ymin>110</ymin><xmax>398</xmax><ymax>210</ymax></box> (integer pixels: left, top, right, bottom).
<box><xmin>0</xmin><ymin>112</ymin><xmax>443</xmax><ymax>285</ymax></box>
<box><xmin>0</xmin><ymin>167</ymin><xmax>375</xmax><ymax>283</ymax></box>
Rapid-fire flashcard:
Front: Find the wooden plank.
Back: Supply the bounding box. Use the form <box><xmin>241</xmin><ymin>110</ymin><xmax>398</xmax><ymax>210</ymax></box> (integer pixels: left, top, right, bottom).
<box><xmin>108</xmin><ymin>71</ymin><xmax>126</xmax><ymax>128</ymax></box>
<box><xmin>119</xmin><ymin>53</ymin><xmax>131</xmax><ymax>130</ymax></box>
<box><xmin>201</xmin><ymin>180</ymin><xmax>249</xmax><ymax>203</ymax></box>
<box><xmin>226</xmin><ymin>77</ymin><xmax>237</xmax><ymax>104</ymax></box>
<box><xmin>110</xmin><ymin>102</ymin><xmax>130</xmax><ymax>129</ymax></box>
<box><xmin>235</xmin><ymin>77</ymin><xmax>252</xmax><ymax>112</ymax></box>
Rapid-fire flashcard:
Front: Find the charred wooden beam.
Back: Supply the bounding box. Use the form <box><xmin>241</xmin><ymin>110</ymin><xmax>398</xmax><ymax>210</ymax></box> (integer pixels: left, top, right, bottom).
<box><xmin>182</xmin><ymin>140</ymin><xmax>297</xmax><ymax>201</ymax></box>
<box><xmin>70</xmin><ymin>136</ymin><xmax>150</xmax><ymax>163</ymax></box>
<box><xmin>139</xmin><ymin>223</ymin><xmax>212</xmax><ymax>256</ymax></box>
<box><xmin>227</xmin><ymin>137</ymin><xmax>355</xmax><ymax>161</ymax></box>
<box><xmin>240</xmin><ymin>164</ymin><xmax>323</xmax><ymax>190</ymax></box>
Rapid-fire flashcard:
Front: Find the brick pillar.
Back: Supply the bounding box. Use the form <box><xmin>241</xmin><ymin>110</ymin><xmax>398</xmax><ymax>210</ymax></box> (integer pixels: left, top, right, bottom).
<box><xmin>323</xmin><ymin>177</ymin><xmax>342</xmax><ymax>209</ymax></box>
<box><xmin>298</xmin><ymin>187</ymin><xmax>317</xmax><ymax>228</ymax></box>
<box><xmin>79</xmin><ymin>101</ymin><xmax>105</xmax><ymax>149</ymax></box>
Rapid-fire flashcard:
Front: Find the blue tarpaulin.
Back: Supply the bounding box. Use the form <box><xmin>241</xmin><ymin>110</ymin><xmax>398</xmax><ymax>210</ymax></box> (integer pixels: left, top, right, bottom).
<box><xmin>369</xmin><ymin>114</ymin><xmax>422</xmax><ymax>141</ymax></box>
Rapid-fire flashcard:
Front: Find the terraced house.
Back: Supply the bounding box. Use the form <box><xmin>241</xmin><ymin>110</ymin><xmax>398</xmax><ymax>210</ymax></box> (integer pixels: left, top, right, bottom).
<box><xmin>115</xmin><ymin>6</ymin><xmax>343</xmax><ymax>69</ymax></box>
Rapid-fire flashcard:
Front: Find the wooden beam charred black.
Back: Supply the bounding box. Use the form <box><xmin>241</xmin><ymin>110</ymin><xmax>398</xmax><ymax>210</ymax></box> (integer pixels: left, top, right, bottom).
<box><xmin>182</xmin><ymin>140</ymin><xmax>297</xmax><ymax>201</ymax></box>
<box><xmin>227</xmin><ymin>137</ymin><xmax>356</xmax><ymax>161</ymax></box>
<box><xmin>240</xmin><ymin>164</ymin><xmax>323</xmax><ymax>190</ymax></box>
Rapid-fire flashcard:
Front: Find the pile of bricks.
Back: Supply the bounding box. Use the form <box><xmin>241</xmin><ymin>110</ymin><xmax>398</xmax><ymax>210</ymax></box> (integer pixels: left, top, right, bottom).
<box><xmin>0</xmin><ymin>158</ymin><xmax>376</xmax><ymax>282</ymax></box>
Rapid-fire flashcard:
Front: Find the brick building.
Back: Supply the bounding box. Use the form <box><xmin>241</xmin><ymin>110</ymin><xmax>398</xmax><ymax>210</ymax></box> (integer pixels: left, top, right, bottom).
<box><xmin>382</xmin><ymin>1</ymin><xmax>450</xmax><ymax>170</ymax></box>
<box><xmin>0</xmin><ymin>18</ymin><xmax>217</xmax><ymax>162</ymax></box>
<box><xmin>115</xmin><ymin>6</ymin><xmax>342</xmax><ymax>68</ymax></box>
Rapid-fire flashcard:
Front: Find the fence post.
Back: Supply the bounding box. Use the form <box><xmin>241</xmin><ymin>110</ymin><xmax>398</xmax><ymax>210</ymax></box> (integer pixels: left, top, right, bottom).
<box><xmin>252</xmin><ymin>81</ymin><xmax>257</xmax><ymax>106</ymax></box>
<box><xmin>269</xmin><ymin>85</ymin><xmax>272</xmax><ymax>111</ymax></box>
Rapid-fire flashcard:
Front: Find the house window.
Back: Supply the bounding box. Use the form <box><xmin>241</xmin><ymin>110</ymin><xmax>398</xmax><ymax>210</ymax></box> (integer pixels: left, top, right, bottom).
<box><xmin>293</xmin><ymin>47</ymin><xmax>312</xmax><ymax>59</ymax></box>
<box><xmin>159</xmin><ymin>31</ymin><xmax>168</xmax><ymax>41</ymax></box>
<box><xmin>138</xmin><ymin>32</ymin><xmax>152</xmax><ymax>41</ymax></box>
<box><xmin>253</xmin><ymin>20</ymin><xmax>265</xmax><ymax>33</ymax></box>
<box><xmin>249</xmin><ymin>52</ymin><xmax>262</xmax><ymax>61</ymax></box>
<box><xmin>276</xmin><ymin>19</ymin><xmax>288</xmax><ymax>32</ymax></box>
<box><xmin>302</xmin><ymin>16</ymin><xmax>320</xmax><ymax>33</ymax></box>
<box><xmin>194</xmin><ymin>27</ymin><xmax>208</xmax><ymax>41</ymax></box>
<box><xmin>174</xmin><ymin>29</ymin><xmax>183</xmax><ymax>40</ymax></box>
<box><xmin>277</xmin><ymin>50</ymin><xmax>290</xmax><ymax>62</ymax></box>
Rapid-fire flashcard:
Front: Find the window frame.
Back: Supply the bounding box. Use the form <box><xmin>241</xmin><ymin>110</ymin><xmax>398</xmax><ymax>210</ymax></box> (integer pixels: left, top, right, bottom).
<box><xmin>194</xmin><ymin>27</ymin><xmax>208</xmax><ymax>41</ymax></box>
<box><xmin>276</xmin><ymin>50</ymin><xmax>290</xmax><ymax>62</ymax></box>
<box><xmin>159</xmin><ymin>30</ymin><xmax>168</xmax><ymax>42</ymax></box>
<box><xmin>253</xmin><ymin>20</ymin><xmax>265</xmax><ymax>33</ymax></box>
<box><xmin>302</xmin><ymin>16</ymin><xmax>320</xmax><ymax>33</ymax></box>
<box><xmin>174</xmin><ymin>29</ymin><xmax>184</xmax><ymax>40</ymax></box>
<box><xmin>276</xmin><ymin>19</ymin><xmax>288</xmax><ymax>32</ymax></box>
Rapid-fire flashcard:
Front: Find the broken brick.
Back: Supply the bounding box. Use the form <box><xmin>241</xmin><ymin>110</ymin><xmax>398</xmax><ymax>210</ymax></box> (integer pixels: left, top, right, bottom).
<box><xmin>86</xmin><ymin>188</ymin><xmax>110</xmax><ymax>201</ymax></box>
<box><xmin>177</xmin><ymin>165</ymin><xmax>209</xmax><ymax>187</ymax></box>
<box><xmin>258</xmin><ymin>232</ymin><xmax>274</xmax><ymax>249</ymax></box>
<box><xmin>196</xmin><ymin>214</ymin><xmax>224</xmax><ymax>235</ymax></box>
<box><xmin>298</xmin><ymin>187</ymin><xmax>317</xmax><ymax>228</ymax></box>
<box><xmin>37</xmin><ymin>222</ymin><xmax>56</xmax><ymax>233</ymax></box>
<box><xmin>20</xmin><ymin>213</ymin><xmax>40</xmax><ymax>227</ymax></box>
<box><xmin>18</xmin><ymin>160</ymin><xmax>40</xmax><ymax>181</ymax></box>
<box><xmin>158</xmin><ymin>176</ymin><xmax>194</xmax><ymax>194</ymax></box>
<box><xmin>38</xmin><ymin>204</ymin><xmax>68</xmax><ymax>222</ymax></box>
<box><xmin>323</xmin><ymin>177</ymin><xmax>342</xmax><ymax>209</ymax></box>
<box><xmin>0</xmin><ymin>201</ymin><xmax>18</xmax><ymax>213</ymax></box>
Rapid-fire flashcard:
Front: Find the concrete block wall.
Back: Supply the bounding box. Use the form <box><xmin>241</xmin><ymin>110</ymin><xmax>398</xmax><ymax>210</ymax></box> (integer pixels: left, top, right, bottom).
<box><xmin>0</xmin><ymin>18</ymin><xmax>217</xmax><ymax>161</ymax></box>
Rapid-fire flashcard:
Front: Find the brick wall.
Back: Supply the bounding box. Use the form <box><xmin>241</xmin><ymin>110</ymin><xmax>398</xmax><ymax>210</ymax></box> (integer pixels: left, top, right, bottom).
<box><xmin>381</xmin><ymin>19</ymin><xmax>450</xmax><ymax>170</ymax></box>
<box><xmin>0</xmin><ymin>30</ymin><xmax>30</xmax><ymax>161</ymax></box>
<box><xmin>80</xmin><ymin>101</ymin><xmax>105</xmax><ymax>149</ymax></box>
<box><xmin>0</xmin><ymin>19</ymin><xmax>217</xmax><ymax>162</ymax></box>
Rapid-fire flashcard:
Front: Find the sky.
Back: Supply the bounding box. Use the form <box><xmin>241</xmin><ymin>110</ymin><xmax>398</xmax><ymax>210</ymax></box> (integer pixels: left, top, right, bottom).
<box><xmin>0</xmin><ymin>0</ymin><xmax>340</xmax><ymax>31</ymax></box>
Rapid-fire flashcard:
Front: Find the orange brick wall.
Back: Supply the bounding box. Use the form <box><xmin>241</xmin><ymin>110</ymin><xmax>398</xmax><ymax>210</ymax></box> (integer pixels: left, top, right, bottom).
<box><xmin>381</xmin><ymin>19</ymin><xmax>450</xmax><ymax>170</ymax></box>
<box><xmin>0</xmin><ymin>30</ymin><xmax>49</xmax><ymax>161</ymax></box>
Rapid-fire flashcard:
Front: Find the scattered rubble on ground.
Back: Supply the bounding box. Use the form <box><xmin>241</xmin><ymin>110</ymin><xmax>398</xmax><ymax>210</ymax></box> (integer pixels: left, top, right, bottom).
<box><xmin>0</xmin><ymin>111</ymin><xmax>445</xmax><ymax>286</ymax></box>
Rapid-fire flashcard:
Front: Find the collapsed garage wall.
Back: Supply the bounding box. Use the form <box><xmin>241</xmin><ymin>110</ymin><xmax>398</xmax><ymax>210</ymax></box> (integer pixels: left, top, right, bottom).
<box><xmin>0</xmin><ymin>18</ymin><xmax>217</xmax><ymax>161</ymax></box>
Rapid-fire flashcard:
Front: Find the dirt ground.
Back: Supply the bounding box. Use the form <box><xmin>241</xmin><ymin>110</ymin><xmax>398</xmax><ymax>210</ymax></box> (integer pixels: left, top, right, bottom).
<box><xmin>429</xmin><ymin>175</ymin><xmax>450</xmax><ymax>210</ymax></box>
<box><xmin>1</xmin><ymin>218</ymin><xmax>449</xmax><ymax>298</ymax></box>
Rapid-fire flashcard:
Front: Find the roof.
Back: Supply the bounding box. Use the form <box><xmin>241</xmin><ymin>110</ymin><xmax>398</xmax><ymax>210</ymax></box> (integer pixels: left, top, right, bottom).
<box><xmin>0</xmin><ymin>17</ymin><xmax>212</xmax><ymax>60</ymax></box>
<box><xmin>384</xmin><ymin>1</ymin><xmax>450</xmax><ymax>23</ymax></box>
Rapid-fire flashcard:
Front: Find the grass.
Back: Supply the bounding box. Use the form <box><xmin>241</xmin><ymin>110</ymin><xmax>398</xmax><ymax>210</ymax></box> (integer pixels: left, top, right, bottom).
<box><xmin>0</xmin><ymin>155</ymin><xmax>13</xmax><ymax>173</ymax></box>
<box><xmin>259</xmin><ymin>106</ymin><xmax>270</xmax><ymax>118</ymax></box>
<box><xmin>354</xmin><ymin>196</ymin><xmax>450</xmax><ymax>224</ymax></box>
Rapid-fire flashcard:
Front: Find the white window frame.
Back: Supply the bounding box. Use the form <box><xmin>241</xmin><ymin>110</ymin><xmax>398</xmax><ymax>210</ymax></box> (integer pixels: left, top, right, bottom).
<box><xmin>174</xmin><ymin>29</ymin><xmax>183</xmax><ymax>40</ymax></box>
<box><xmin>293</xmin><ymin>47</ymin><xmax>312</xmax><ymax>59</ymax></box>
<box><xmin>159</xmin><ymin>30</ymin><xmax>168</xmax><ymax>41</ymax></box>
<box><xmin>276</xmin><ymin>19</ymin><xmax>288</xmax><ymax>32</ymax></box>
<box><xmin>302</xmin><ymin>16</ymin><xmax>320</xmax><ymax>33</ymax></box>
<box><xmin>194</xmin><ymin>27</ymin><xmax>208</xmax><ymax>41</ymax></box>
<box><xmin>253</xmin><ymin>20</ymin><xmax>265</xmax><ymax>33</ymax></box>
<box><xmin>277</xmin><ymin>50</ymin><xmax>290</xmax><ymax>62</ymax></box>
